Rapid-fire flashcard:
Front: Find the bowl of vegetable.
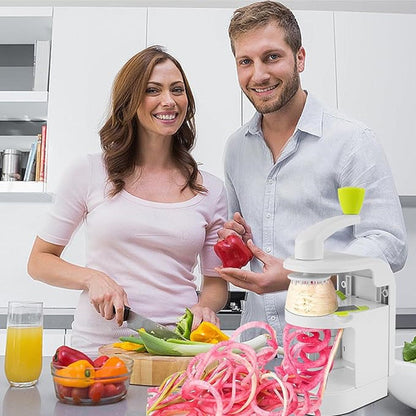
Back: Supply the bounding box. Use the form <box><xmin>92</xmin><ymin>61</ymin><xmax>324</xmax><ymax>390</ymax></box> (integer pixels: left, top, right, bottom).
<box><xmin>388</xmin><ymin>339</ymin><xmax>416</xmax><ymax>409</ymax></box>
<box><xmin>51</xmin><ymin>346</ymin><xmax>133</xmax><ymax>405</ymax></box>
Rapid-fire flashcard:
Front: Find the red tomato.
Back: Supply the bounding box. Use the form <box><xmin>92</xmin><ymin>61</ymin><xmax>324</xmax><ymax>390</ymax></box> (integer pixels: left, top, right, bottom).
<box><xmin>102</xmin><ymin>382</ymin><xmax>126</xmax><ymax>398</ymax></box>
<box><xmin>88</xmin><ymin>382</ymin><xmax>104</xmax><ymax>403</ymax></box>
<box><xmin>71</xmin><ymin>387</ymin><xmax>89</xmax><ymax>404</ymax></box>
<box><xmin>93</xmin><ymin>355</ymin><xmax>109</xmax><ymax>368</ymax></box>
<box><xmin>57</xmin><ymin>384</ymin><xmax>73</xmax><ymax>399</ymax></box>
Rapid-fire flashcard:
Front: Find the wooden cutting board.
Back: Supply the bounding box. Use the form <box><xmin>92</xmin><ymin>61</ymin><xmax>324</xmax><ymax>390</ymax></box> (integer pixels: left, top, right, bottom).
<box><xmin>98</xmin><ymin>344</ymin><xmax>192</xmax><ymax>386</ymax></box>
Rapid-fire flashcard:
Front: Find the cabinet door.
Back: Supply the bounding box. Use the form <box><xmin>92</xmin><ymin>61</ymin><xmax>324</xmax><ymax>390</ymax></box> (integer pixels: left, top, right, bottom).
<box><xmin>47</xmin><ymin>7</ymin><xmax>147</xmax><ymax>193</ymax></box>
<box><xmin>335</xmin><ymin>12</ymin><xmax>416</xmax><ymax>195</ymax></box>
<box><xmin>147</xmin><ymin>8</ymin><xmax>241</xmax><ymax>180</ymax></box>
<box><xmin>243</xmin><ymin>10</ymin><xmax>337</xmax><ymax>123</ymax></box>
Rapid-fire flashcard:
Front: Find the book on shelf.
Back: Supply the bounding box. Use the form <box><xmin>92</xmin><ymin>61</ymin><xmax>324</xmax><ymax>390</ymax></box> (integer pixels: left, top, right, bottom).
<box><xmin>33</xmin><ymin>40</ymin><xmax>51</xmax><ymax>91</ymax></box>
<box><xmin>39</xmin><ymin>123</ymin><xmax>47</xmax><ymax>182</ymax></box>
<box><xmin>23</xmin><ymin>139</ymin><xmax>38</xmax><ymax>181</ymax></box>
<box><xmin>35</xmin><ymin>134</ymin><xmax>42</xmax><ymax>181</ymax></box>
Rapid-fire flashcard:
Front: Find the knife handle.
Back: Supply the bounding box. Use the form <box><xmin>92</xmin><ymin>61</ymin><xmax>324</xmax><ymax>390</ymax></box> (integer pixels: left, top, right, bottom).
<box><xmin>112</xmin><ymin>305</ymin><xmax>130</xmax><ymax>321</ymax></box>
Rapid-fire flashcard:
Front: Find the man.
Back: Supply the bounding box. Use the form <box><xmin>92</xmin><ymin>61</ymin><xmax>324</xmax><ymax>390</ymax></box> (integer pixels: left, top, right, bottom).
<box><xmin>216</xmin><ymin>1</ymin><xmax>407</xmax><ymax>344</ymax></box>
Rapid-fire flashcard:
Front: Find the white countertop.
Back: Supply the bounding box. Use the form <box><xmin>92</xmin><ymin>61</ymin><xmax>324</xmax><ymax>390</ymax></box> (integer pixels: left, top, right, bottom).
<box><xmin>0</xmin><ymin>355</ymin><xmax>415</xmax><ymax>416</ymax></box>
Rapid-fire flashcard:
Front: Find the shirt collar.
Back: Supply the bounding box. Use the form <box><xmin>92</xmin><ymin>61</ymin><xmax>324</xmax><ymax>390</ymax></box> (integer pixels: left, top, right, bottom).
<box><xmin>245</xmin><ymin>92</ymin><xmax>324</xmax><ymax>139</ymax></box>
<box><xmin>295</xmin><ymin>92</ymin><xmax>323</xmax><ymax>138</ymax></box>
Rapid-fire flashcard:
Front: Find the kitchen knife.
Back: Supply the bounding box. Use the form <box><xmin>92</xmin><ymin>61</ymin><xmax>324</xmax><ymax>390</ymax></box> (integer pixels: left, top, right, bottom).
<box><xmin>119</xmin><ymin>306</ymin><xmax>186</xmax><ymax>340</ymax></box>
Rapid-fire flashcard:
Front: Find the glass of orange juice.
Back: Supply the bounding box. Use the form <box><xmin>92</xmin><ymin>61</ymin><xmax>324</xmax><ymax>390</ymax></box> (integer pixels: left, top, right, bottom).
<box><xmin>4</xmin><ymin>301</ymin><xmax>43</xmax><ymax>387</ymax></box>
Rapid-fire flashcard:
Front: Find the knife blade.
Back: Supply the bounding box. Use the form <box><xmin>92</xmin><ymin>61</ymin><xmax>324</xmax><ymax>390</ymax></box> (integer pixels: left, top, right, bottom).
<box><xmin>120</xmin><ymin>306</ymin><xmax>186</xmax><ymax>340</ymax></box>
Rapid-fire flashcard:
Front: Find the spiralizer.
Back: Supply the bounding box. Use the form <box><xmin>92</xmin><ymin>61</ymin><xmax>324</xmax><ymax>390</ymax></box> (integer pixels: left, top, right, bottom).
<box><xmin>283</xmin><ymin>187</ymin><xmax>396</xmax><ymax>415</ymax></box>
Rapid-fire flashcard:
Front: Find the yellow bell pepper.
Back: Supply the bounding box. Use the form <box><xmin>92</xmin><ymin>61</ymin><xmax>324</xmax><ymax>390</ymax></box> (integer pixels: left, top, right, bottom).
<box><xmin>54</xmin><ymin>359</ymin><xmax>95</xmax><ymax>387</ymax></box>
<box><xmin>113</xmin><ymin>341</ymin><xmax>146</xmax><ymax>352</ymax></box>
<box><xmin>190</xmin><ymin>321</ymin><xmax>229</xmax><ymax>344</ymax></box>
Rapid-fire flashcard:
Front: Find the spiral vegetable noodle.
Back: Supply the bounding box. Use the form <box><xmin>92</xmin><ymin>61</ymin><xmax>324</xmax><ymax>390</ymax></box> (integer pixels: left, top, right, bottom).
<box><xmin>146</xmin><ymin>321</ymin><xmax>342</xmax><ymax>415</ymax></box>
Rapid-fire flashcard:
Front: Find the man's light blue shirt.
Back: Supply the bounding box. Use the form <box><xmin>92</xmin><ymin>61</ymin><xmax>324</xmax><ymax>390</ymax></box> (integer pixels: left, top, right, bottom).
<box><xmin>224</xmin><ymin>93</ymin><xmax>407</xmax><ymax>344</ymax></box>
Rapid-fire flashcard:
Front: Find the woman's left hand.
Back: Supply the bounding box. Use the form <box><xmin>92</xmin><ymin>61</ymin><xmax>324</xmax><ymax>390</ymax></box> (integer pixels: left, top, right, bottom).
<box><xmin>189</xmin><ymin>304</ymin><xmax>220</xmax><ymax>331</ymax></box>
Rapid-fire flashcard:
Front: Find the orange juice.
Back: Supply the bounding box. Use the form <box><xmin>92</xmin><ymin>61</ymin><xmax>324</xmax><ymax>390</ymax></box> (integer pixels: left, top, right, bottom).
<box><xmin>5</xmin><ymin>326</ymin><xmax>43</xmax><ymax>385</ymax></box>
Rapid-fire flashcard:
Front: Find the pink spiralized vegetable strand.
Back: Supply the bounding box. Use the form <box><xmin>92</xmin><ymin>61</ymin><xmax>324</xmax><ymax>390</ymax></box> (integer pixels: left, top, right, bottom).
<box><xmin>182</xmin><ymin>379</ymin><xmax>224</xmax><ymax>416</ymax></box>
<box><xmin>183</xmin><ymin>345</ymin><xmax>256</xmax><ymax>413</ymax></box>
<box><xmin>317</xmin><ymin>328</ymin><xmax>343</xmax><ymax>399</ymax></box>
<box><xmin>146</xmin><ymin>321</ymin><xmax>342</xmax><ymax>415</ymax></box>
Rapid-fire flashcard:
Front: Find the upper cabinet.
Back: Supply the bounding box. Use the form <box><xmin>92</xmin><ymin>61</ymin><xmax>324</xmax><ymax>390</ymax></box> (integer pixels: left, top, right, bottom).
<box><xmin>0</xmin><ymin>7</ymin><xmax>52</xmax><ymax>194</ymax></box>
<box><xmin>46</xmin><ymin>7</ymin><xmax>147</xmax><ymax>193</ymax></box>
<box><xmin>147</xmin><ymin>8</ymin><xmax>241</xmax><ymax>180</ymax></box>
<box><xmin>334</xmin><ymin>12</ymin><xmax>416</xmax><ymax>196</ymax></box>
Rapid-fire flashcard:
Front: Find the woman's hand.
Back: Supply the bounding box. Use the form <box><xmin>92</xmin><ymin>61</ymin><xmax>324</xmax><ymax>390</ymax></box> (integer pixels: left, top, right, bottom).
<box><xmin>189</xmin><ymin>275</ymin><xmax>228</xmax><ymax>330</ymax></box>
<box><xmin>28</xmin><ymin>237</ymin><xmax>128</xmax><ymax>326</ymax></box>
<box><xmin>85</xmin><ymin>270</ymin><xmax>129</xmax><ymax>326</ymax></box>
<box><xmin>217</xmin><ymin>212</ymin><xmax>253</xmax><ymax>243</ymax></box>
<box><xmin>189</xmin><ymin>304</ymin><xmax>220</xmax><ymax>331</ymax></box>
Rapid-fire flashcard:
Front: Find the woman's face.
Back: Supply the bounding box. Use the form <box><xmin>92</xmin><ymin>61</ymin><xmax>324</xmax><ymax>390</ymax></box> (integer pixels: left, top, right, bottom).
<box><xmin>137</xmin><ymin>59</ymin><xmax>188</xmax><ymax>139</ymax></box>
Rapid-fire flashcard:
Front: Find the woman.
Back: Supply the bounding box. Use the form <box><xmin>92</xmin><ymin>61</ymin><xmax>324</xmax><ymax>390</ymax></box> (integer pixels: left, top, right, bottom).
<box><xmin>27</xmin><ymin>46</ymin><xmax>228</xmax><ymax>355</ymax></box>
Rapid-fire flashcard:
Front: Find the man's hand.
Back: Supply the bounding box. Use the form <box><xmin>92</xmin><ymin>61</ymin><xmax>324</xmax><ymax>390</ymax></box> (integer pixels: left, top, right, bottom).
<box><xmin>217</xmin><ymin>212</ymin><xmax>253</xmax><ymax>243</ymax></box>
<box><xmin>215</xmin><ymin>240</ymin><xmax>290</xmax><ymax>294</ymax></box>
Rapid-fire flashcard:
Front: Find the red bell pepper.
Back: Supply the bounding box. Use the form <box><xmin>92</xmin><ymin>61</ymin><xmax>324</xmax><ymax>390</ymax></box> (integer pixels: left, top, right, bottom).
<box><xmin>53</xmin><ymin>345</ymin><xmax>94</xmax><ymax>367</ymax></box>
<box><xmin>214</xmin><ymin>235</ymin><xmax>253</xmax><ymax>268</ymax></box>
<box><xmin>93</xmin><ymin>355</ymin><xmax>109</xmax><ymax>368</ymax></box>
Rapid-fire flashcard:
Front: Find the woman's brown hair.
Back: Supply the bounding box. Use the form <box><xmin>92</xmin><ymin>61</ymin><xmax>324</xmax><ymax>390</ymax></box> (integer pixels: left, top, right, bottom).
<box><xmin>99</xmin><ymin>45</ymin><xmax>206</xmax><ymax>197</ymax></box>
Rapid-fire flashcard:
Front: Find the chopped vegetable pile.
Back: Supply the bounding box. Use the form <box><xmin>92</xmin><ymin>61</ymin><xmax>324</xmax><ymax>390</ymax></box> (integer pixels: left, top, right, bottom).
<box><xmin>175</xmin><ymin>308</ymin><xmax>194</xmax><ymax>339</ymax></box>
<box><xmin>113</xmin><ymin>314</ymin><xmax>237</xmax><ymax>356</ymax></box>
<box><xmin>190</xmin><ymin>321</ymin><xmax>230</xmax><ymax>344</ymax></box>
<box><xmin>146</xmin><ymin>321</ymin><xmax>343</xmax><ymax>415</ymax></box>
<box><xmin>403</xmin><ymin>336</ymin><xmax>416</xmax><ymax>362</ymax></box>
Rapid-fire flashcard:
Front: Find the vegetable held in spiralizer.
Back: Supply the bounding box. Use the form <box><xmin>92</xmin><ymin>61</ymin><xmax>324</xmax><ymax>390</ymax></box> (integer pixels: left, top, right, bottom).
<box><xmin>214</xmin><ymin>235</ymin><xmax>253</xmax><ymax>268</ymax></box>
<box><xmin>190</xmin><ymin>321</ymin><xmax>230</xmax><ymax>344</ymax></box>
<box><xmin>53</xmin><ymin>345</ymin><xmax>94</xmax><ymax>367</ymax></box>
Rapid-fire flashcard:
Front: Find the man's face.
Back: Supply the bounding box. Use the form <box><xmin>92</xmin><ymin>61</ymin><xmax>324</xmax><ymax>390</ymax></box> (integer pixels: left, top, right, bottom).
<box><xmin>233</xmin><ymin>23</ymin><xmax>305</xmax><ymax>114</ymax></box>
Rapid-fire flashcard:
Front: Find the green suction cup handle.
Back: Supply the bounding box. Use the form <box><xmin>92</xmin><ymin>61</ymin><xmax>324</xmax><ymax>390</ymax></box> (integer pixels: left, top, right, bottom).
<box><xmin>338</xmin><ymin>187</ymin><xmax>365</xmax><ymax>215</ymax></box>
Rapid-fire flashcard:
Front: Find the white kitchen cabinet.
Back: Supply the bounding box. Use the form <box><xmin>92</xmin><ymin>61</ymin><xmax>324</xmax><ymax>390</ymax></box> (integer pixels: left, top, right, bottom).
<box><xmin>147</xmin><ymin>8</ymin><xmax>241</xmax><ymax>180</ymax></box>
<box><xmin>46</xmin><ymin>7</ymin><xmax>147</xmax><ymax>193</ymax></box>
<box><xmin>243</xmin><ymin>10</ymin><xmax>337</xmax><ymax>124</ymax></box>
<box><xmin>334</xmin><ymin>12</ymin><xmax>416</xmax><ymax>196</ymax></box>
<box><xmin>0</xmin><ymin>328</ymin><xmax>65</xmax><ymax>356</ymax></box>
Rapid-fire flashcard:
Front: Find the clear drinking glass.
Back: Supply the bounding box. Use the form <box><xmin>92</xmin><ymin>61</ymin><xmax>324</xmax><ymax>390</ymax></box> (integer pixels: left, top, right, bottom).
<box><xmin>4</xmin><ymin>301</ymin><xmax>43</xmax><ymax>387</ymax></box>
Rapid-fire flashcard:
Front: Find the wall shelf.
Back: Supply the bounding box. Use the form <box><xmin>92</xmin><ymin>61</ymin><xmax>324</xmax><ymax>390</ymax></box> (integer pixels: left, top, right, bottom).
<box><xmin>0</xmin><ymin>91</ymin><xmax>48</xmax><ymax>120</ymax></box>
<box><xmin>0</xmin><ymin>7</ymin><xmax>52</xmax><ymax>44</ymax></box>
<box><xmin>0</xmin><ymin>181</ymin><xmax>44</xmax><ymax>193</ymax></box>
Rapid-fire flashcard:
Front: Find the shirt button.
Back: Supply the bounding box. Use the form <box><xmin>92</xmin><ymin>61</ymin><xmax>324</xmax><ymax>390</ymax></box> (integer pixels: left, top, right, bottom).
<box><xmin>268</xmin><ymin>179</ymin><xmax>274</xmax><ymax>184</ymax></box>
<box><xmin>265</xmin><ymin>247</ymin><xmax>271</xmax><ymax>253</ymax></box>
<box><xmin>266</xmin><ymin>213</ymin><xmax>271</xmax><ymax>219</ymax></box>
<box><xmin>270</xmin><ymin>316</ymin><xmax>276</xmax><ymax>321</ymax></box>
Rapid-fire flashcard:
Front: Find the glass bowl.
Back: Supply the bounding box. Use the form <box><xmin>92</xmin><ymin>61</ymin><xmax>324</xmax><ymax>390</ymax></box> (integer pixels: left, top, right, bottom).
<box><xmin>51</xmin><ymin>356</ymin><xmax>133</xmax><ymax>405</ymax></box>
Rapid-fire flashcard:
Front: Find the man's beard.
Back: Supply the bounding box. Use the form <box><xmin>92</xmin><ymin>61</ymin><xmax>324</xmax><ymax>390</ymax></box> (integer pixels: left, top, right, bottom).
<box><xmin>246</xmin><ymin>66</ymin><xmax>300</xmax><ymax>115</ymax></box>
